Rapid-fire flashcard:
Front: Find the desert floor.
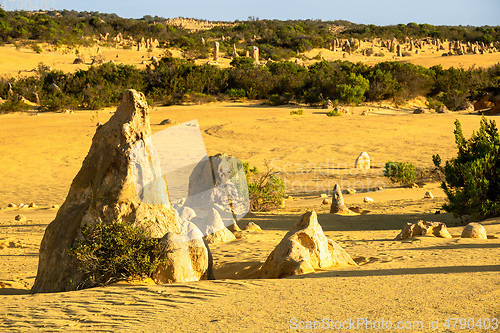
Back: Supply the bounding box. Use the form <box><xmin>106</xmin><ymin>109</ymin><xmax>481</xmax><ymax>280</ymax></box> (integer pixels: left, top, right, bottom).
<box><xmin>0</xmin><ymin>45</ymin><xmax>500</xmax><ymax>332</ymax></box>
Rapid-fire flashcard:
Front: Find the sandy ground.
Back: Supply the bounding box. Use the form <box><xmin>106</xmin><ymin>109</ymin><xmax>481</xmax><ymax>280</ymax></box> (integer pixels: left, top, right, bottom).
<box><xmin>1</xmin><ymin>43</ymin><xmax>500</xmax><ymax>332</ymax></box>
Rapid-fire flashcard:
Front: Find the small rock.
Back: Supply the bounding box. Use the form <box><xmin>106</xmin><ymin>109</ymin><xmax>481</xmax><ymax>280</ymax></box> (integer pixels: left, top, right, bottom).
<box><xmin>349</xmin><ymin>206</ymin><xmax>364</xmax><ymax>214</ymax></box>
<box><xmin>363</xmin><ymin>197</ymin><xmax>374</xmax><ymax>203</ymax></box>
<box><xmin>461</xmin><ymin>223</ymin><xmax>487</xmax><ymax>239</ymax></box>
<box><xmin>355</xmin><ymin>152</ymin><xmax>370</xmax><ymax>170</ymax></box>
<box><xmin>279</xmin><ymin>199</ymin><xmax>286</xmax><ymax>208</ymax></box>
<box><xmin>18</xmin><ymin>203</ymin><xmax>25</xmax><ymax>208</ymax></box>
<box><xmin>159</xmin><ymin>119</ymin><xmax>173</xmax><ymax>125</ymax></box>
<box><xmin>28</xmin><ymin>202</ymin><xmax>37</xmax><ymax>208</ymax></box>
<box><xmin>14</xmin><ymin>214</ymin><xmax>26</xmax><ymax>222</ymax></box>
<box><xmin>411</xmin><ymin>183</ymin><xmax>419</xmax><ymax>188</ymax></box>
<box><xmin>285</xmin><ymin>195</ymin><xmax>293</xmax><ymax>200</ymax></box>
<box><xmin>51</xmin><ymin>205</ymin><xmax>60</xmax><ymax>209</ymax></box>
<box><xmin>322</xmin><ymin>198</ymin><xmax>332</xmax><ymax>205</ymax></box>
<box><xmin>330</xmin><ymin>184</ymin><xmax>355</xmax><ymax>214</ymax></box>
<box><xmin>320</xmin><ymin>194</ymin><xmax>329</xmax><ymax>198</ymax></box>
<box><xmin>96</xmin><ymin>122</ymin><xmax>104</xmax><ymax>127</ymax></box>
<box><xmin>346</xmin><ymin>188</ymin><xmax>356</xmax><ymax>195</ymax></box>
<box><xmin>7</xmin><ymin>203</ymin><xmax>17</xmax><ymax>208</ymax></box>
<box><xmin>244</xmin><ymin>222</ymin><xmax>262</xmax><ymax>232</ymax></box>
<box><xmin>424</xmin><ymin>191</ymin><xmax>434</xmax><ymax>199</ymax></box>
<box><xmin>413</xmin><ymin>108</ymin><xmax>426</xmax><ymax>114</ymax></box>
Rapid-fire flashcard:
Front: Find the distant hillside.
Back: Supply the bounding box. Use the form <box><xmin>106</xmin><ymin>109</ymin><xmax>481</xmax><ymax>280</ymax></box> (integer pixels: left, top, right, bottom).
<box><xmin>0</xmin><ymin>8</ymin><xmax>498</xmax><ymax>52</ymax></box>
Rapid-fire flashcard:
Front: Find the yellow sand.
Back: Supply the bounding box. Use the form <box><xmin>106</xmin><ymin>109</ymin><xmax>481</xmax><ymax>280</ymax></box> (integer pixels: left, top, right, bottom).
<box><xmin>1</xmin><ymin>44</ymin><xmax>500</xmax><ymax>332</ymax></box>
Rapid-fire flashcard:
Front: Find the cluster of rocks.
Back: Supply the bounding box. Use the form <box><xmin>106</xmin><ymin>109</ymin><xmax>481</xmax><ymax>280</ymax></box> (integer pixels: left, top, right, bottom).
<box><xmin>396</xmin><ymin>220</ymin><xmax>488</xmax><ymax>240</ymax></box>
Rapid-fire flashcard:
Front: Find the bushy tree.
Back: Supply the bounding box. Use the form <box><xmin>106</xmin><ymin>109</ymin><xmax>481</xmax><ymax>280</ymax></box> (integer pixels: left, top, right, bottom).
<box><xmin>433</xmin><ymin>117</ymin><xmax>500</xmax><ymax>220</ymax></box>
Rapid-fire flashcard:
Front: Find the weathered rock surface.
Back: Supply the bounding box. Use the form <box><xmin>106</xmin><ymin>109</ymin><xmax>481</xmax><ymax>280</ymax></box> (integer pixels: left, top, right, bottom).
<box><xmin>193</xmin><ymin>208</ymin><xmax>236</xmax><ymax>244</ymax></box>
<box><xmin>259</xmin><ymin>211</ymin><xmax>356</xmax><ymax>279</ymax></box>
<box><xmin>152</xmin><ymin>222</ymin><xmax>213</xmax><ymax>283</ymax></box>
<box><xmin>461</xmin><ymin>222</ymin><xmax>487</xmax><ymax>239</ymax></box>
<box><xmin>184</xmin><ymin>153</ymin><xmax>248</xmax><ymax>231</ymax></box>
<box><xmin>15</xmin><ymin>214</ymin><xmax>26</xmax><ymax>222</ymax></box>
<box><xmin>355</xmin><ymin>152</ymin><xmax>370</xmax><ymax>169</ymax></box>
<box><xmin>244</xmin><ymin>222</ymin><xmax>262</xmax><ymax>232</ymax></box>
<box><xmin>32</xmin><ymin>90</ymin><xmax>179</xmax><ymax>294</ymax></box>
<box><xmin>330</xmin><ymin>183</ymin><xmax>355</xmax><ymax>214</ymax></box>
<box><xmin>395</xmin><ymin>220</ymin><xmax>452</xmax><ymax>240</ymax></box>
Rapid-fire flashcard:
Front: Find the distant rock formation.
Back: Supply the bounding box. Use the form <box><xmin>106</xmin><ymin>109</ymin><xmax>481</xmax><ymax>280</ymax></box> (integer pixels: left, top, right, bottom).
<box><xmin>355</xmin><ymin>152</ymin><xmax>370</xmax><ymax>170</ymax></box>
<box><xmin>259</xmin><ymin>211</ymin><xmax>356</xmax><ymax>278</ymax></box>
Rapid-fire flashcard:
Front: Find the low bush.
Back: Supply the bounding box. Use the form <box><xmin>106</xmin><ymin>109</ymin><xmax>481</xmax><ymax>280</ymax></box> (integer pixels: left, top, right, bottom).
<box><xmin>383</xmin><ymin>161</ymin><xmax>416</xmax><ymax>187</ymax></box>
<box><xmin>244</xmin><ymin>162</ymin><xmax>286</xmax><ymax>212</ymax></box>
<box><xmin>326</xmin><ymin>109</ymin><xmax>342</xmax><ymax>117</ymax></box>
<box><xmin>69</xmin><ymin>219</ymin><xmax>165</xmax><ymax>289</ymax></box>
<box><xmin>290</xmin><ymin>108</ymin><xmax>303</xmax><ymax>115</ymax></box>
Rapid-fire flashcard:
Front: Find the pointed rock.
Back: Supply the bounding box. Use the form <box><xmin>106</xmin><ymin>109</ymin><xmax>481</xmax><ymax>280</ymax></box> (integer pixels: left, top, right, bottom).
<box><xmin>32</xmin><ymin>90</ymin><xmax>178</xmax><ymax>294</ymax></box>
<box><xmin>260</xmin><ymin>211</ymin><xmax>356</xmax><ymax>278</ymax></box>
<box><xmin>330</xmin><ymin>184</ymin><xmax>355</xmax><ymax>214</ymax></box>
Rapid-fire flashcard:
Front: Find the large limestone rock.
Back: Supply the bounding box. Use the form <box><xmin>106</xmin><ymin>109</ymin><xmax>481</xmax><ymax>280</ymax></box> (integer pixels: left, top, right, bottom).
<box><xmin>32</xmin><ymin>90</ymin><xmax>179</xmax><ymax>293</ymax></box>
<box><xmin>461</xmin><ymin>222</ymin><xmax>487</xmax><ymax>239</ymax></box>
<box><xmin>395</xmin><ymin>220</ymin><xmax>452</xmax><ymax>240</ymax></box>
<box><xmin>184</xmin><ymin>153</ymin><xmax>248</xmax><ymax>231</ymax></box>
<box><xmin>153</xmin><ymin>222</ymin><xmax>213</xmax><ymax>283</ymax></box>
<box><xmin>355</xmin><ymin>152</ymin><xmax>370</xmax><ymax>169</ymax></box>
<box><xmin>330</xmin><ymin>183</ymin><xmax>355</xmax><ymax>214</ymax></box>
<box><xmin>259</xmin><ymin>211</ymin><xmax>356</xmax><ymax>278</ymax></box>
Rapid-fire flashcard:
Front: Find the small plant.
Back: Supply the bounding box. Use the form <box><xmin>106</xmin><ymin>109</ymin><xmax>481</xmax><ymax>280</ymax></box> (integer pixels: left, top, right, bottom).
<box><xmin>290</xmin><ymin>108</ymin><xmax>303</xmax><ymax>115</ymax></box>
<box><xmin>30</xmin><ymin>42</ymin><xmax>43</xmax><ymax>54</ymax></box>
<box><xmin>226</xmin><ymin>88</ymin><xmax>246</xmax><ymax>98</ymax></box>
<box><xmin>244</xmin><ymin>161</ymin><xmax>286</xmax><ymax>212</ymax></box>
<box><xmin>426</xmin><ymin>97</ymin><xmax>445</xmax><ymax>111</ymax></box>
<box><xmin>69</xmin><ymin>219</ymin><xmax>165</xmax><ymax>289</ymax></box>
<box><xmin>384</xmin><ymin>161</ymin><xmax>416</xmax><ymax>187</ymax></box>
<box><xmin>433</xmin><ymin>117</ymin><xmax>500</xmax><ymax>220</ymax></box>
<box><xmin>0</xmin><ymin>96</ymin><xmax>29</xmax><ymax>113</ymax></box>
<box><xmin>326</xmin><ymin>109</ymin><xmax>342</xmax><ymax>117</ymax></box>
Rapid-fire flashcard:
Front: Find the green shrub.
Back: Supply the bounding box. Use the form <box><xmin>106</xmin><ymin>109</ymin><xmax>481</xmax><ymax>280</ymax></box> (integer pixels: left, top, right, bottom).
<box><xmin>326</xmin><ymin>109</ymin><xmax>342</xmax><ymax>117</ymax></box>
<box><xmin>0</xmin><ymin>96</ymin><xmax>30</xmax><ymax>113</ymax></box>
<box><xmin>290</xmin><ymin>108</ymin><xmax>303</xmax><ymax>115</ymax></box>
<box><xmin>426</xmin><ymin>97</ymin><xmax>445</xmax><ymax>111</ymax></box>
<box><xmin>269</xmin><ymin>94</ymin><xmax>288</xmax><ymax>106</ymax></box>
<box><xmin>433</xmin><ymin>117</ymin><xmax>500</xmax><ymax>220</ymax></box>
<box><xmin>244</xmin><ymin>162</ymin><xmax>286</xmax><ymax>211</ymax></box>
<box><xmin>226</xmin><ymin>88</ymin><xmax>246</xmax><ymax>98</ymax></box>
<box><xmin>69</xmin><ymin>219</ymin><xmax>165</xmax><ymax>289</ymax></box>
<box><xmin>384</xmin><ymin>161</ymin><xmax>416</xmax><ymax>187</ymax></box>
